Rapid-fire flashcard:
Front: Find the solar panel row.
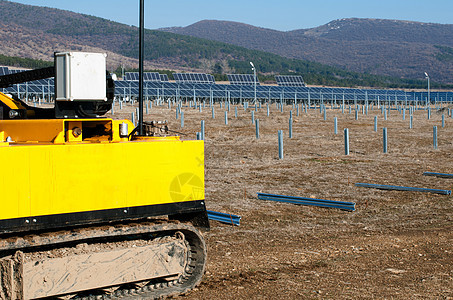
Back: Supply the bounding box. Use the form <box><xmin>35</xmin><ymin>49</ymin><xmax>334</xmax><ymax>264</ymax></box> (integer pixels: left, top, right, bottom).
<box><xmin>8</xmin><ymin>69</ymin><xmax>27</xmax><ymax>74</ymax></box>
<box><xmin>124</xmin><ymin>72</ymin><xmax>162</xmax><ymax>82</ymax></box>
<box><xmin>275</xmin><ymin>75</ymin><xmax>305</xmax><ymax>87</ymax></box>
<box><xmin>173</xmin><ymin>73</ymin><xmax>214</xmax><ymax>84</ymax></box>
<box><xmin>0</xmin><ymin>67</ymin><xmax>9</xmax><ymax>76</ymax></box>
<box><xmin>111</xmin><ymin>81</ymin><xmax>452</xmax><ymax>103</ymax></box>
<box><xmin>1</xmin><ymin>67</ymin><xmax>452</xmax><ymax>104</ymax></box>
<box><xmin>227</xmin><ymin>74</ymin><xmax>260</xmax><ymax>86</ymax></box>
<box><xmin>3</xmin><ymin>79</ymin><xmax>451</xmax><ymax>103</ymax></box>
<box><xmin>0</xmin><ymin>68</ymin><xmax>54</xmax><ymax>91</ymax></box>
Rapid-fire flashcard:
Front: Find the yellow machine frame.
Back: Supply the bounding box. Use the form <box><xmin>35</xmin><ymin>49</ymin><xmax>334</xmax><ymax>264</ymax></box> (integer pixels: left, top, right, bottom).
<box><xmin>0</xmin><ymin>118</ymin><xmax>206</xmax><ymax>232</ymax></box>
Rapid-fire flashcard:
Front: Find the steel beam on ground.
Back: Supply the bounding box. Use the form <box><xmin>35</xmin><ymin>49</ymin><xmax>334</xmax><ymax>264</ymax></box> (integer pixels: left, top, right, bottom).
<box><xmin>422</xmin><ymin>172</ymin><xmax>453</xmax><ymax>178</ymax></box>
<box><xmin>355</xmin><ymin>183</ymin><xmax>451</xmax><ymax>195</ymax></box>
<box><xmin>207</xmin><ymin>210</ymin><xmax>241</xmax><ymax>226</ymax></box>
<box><xmin>257</xmin><ymin>193</ymin><xmax>355</xmax><ymax>211</ymax></box>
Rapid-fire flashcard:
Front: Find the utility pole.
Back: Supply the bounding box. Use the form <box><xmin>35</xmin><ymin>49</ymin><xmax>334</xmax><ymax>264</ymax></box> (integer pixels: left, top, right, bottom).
<box><xmin>138</xmin><ymin>0</ymin><xmax>144</xmax><ymax>135</ymax></box>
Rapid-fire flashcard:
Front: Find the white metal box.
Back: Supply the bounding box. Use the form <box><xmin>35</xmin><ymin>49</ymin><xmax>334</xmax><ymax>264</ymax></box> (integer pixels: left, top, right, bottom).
<box><xmin>55</xmin><ymin>52</ymin><xmax>107</xmax><ymax>102</ymax></box>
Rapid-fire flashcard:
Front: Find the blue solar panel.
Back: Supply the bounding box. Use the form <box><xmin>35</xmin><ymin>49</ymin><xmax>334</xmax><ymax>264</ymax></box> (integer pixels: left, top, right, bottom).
<box><xmin>124</xmin><ymin>72</ymin><xmax>161</xmax><ymax>81</ymax></box>
<box><xmin>276</xmin><ymin>75</ymin><xmax>305</xmax><ymax>87</ymax></box>
<box><xmin>227</xmin><ymin>74</ymin><xmax>260</xmax><ymax>85</ymax></box>
<box><xmin>159</xmin><ymin>74</ymin><xmax>169</xmax><ymax>82</ymax></box>
<box><xmin>0</xmin><ymin>67</ymin><xmax>9</xmax><ymax>76</ymax></box>
<box><xmin>144</xmin><ymin>72</ymin><xmax>160</xmax><ymax>81</ymax></box>
<box><xmin>173</xmin><ymin>73</ymin><xmax>214</xmax><ymax>84</ymax></box>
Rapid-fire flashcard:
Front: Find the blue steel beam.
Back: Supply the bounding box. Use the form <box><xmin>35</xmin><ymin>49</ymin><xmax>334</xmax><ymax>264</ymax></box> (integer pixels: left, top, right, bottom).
<box><xmin>422</xmin><ymin>172</ymin><xmax>453</xmax><ymax>179</ymax></box>
<box><xmin>257</xmin><ymin>193</ymin><xmax>355</xmax><ymax>211</ymax></box>
<box><xmin>355</xmin><ymin>183</ymin><xmax>451</xmax><ymax>195</ymax></box>
<box><xmin>207</xmin><ymin>210</ymin><xmax>241</xmax><ymax>226</ymax></box>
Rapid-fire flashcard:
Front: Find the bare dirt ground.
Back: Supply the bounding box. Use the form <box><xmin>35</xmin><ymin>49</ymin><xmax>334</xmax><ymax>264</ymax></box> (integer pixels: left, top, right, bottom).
<box><xmin>108</xmin><ymin>100</ymin><xmax>452</xmax><ymax>299</ymax></box>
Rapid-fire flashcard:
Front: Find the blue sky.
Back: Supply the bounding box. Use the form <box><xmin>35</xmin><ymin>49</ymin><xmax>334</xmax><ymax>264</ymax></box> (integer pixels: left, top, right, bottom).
<box><xmin>11</xmin><ymin>0</ymin><xmax>453</xmax><ymax>31</ymax></box>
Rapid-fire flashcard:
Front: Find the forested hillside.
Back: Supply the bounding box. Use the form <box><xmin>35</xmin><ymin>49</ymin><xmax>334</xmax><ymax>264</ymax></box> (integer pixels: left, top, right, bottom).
<box><xmin>162</xmin><ymin>18</ymin><xmax>453</xmax><ymax>85</ymax></box>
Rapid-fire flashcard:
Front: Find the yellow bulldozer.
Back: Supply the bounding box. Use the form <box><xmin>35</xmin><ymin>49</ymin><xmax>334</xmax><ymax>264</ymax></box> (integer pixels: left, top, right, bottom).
<box><xmin>0</xmin><ymin>51</ymin><xmax>208</xmax><ymax>299</ymax></box>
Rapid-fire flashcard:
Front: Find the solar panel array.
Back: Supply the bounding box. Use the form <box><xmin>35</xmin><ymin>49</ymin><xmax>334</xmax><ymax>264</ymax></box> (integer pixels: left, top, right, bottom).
<box><xmin>112</xmin><ymin>81</ymin><xmax>453</xmax><ymax>105</ymax></box>
<box><xmin>173</xmin><ymin>73</ymin><xmax>214</xmax><ymax>84</ymax></box>
<box><xmin>276</xmin><ymin>75</ymin><xmax>305</xmax><ymax>87</ymax></box>
<box><xmin>0</xmin><ymin>67</ymin><xmax>53</xmax><ymax>95</ymax></box>
<box><xmin>227</xmin><ymin>74</ymin><xmax>260</xmax><ymax>86</ymax></box>
<box><xmin>1</xmin><ymin>65</ymin><xmax>452</xmax><ymax>105</ymax></box>
<box><xmin>0</xmin><ymin>67</ymin><xmax>9</xmax><ymax>76</ymax></box>
<box><xmin>3</xmin><ymin>77</ymin><xmax>452</xmax><ymax>104</ymax></box>
<box><xmin>8</xmin><ymin>69</ymin><xmax>27</xmax><ymax>74</ymax></box>
<box><xmin>124</xmin><ymin>72</ymin><xmax>161</xmax><ymax>81</ymax></box>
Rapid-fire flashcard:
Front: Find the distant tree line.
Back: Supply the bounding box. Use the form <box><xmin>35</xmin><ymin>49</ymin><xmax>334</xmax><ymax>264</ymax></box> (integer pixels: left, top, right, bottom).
<box><xmin>0</xmin><ymin>54</ymin><xmax>53</xmax><ymax>69</ymax></box>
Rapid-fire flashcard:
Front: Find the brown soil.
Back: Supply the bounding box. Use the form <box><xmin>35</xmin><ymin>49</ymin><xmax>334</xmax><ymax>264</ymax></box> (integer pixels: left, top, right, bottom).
<box><xmin>108</xmin><ymin>101</ymin><xmax>453</xmax><ymax>299</ymax></box>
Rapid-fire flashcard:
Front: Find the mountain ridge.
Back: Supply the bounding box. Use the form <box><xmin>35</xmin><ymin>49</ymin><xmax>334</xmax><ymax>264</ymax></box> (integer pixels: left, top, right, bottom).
<box><xmin>159</xmin><ymin>18</ymin><xmax>453</xmax><ymax>84</ymax></box>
